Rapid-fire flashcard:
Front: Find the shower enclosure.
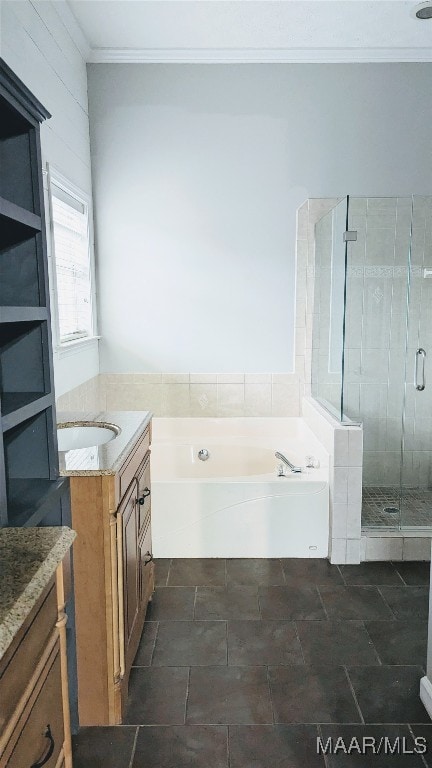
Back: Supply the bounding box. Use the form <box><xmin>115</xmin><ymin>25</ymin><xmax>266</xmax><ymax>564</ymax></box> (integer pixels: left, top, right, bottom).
<box><xmin>312</xmin><ymin>195</ymin><xmax>432</xmax><ymax>531</ymax></box>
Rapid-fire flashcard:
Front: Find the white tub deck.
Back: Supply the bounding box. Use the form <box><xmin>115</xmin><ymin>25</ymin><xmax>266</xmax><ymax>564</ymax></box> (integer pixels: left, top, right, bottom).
<box><xmin>151</xmin><ymin>418</ymin><xmax>330</xmax><ymax>558</ymax></box>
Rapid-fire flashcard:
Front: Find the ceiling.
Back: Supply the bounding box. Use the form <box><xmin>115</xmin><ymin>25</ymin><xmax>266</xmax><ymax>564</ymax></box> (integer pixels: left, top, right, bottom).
<box><xmin>67</xmin><ymin>0</ymin><xmax>432</xmax><ymax>62</ymax></box>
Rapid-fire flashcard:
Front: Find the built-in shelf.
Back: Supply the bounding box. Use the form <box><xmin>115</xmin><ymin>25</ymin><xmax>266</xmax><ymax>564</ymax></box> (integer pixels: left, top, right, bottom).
<box><xmin>1</xmin><ymin>392</ymin><xmax>53</xmax><ymax>432</ymax></box>
<box><xmin>0</xmin><ymin>196</ymin><xmax>41</xmax><ymax>251</ymax></box>
<box><xmin>0</xmin><ymin>57</ymin><xmax>65</xmax><ymax>530</ymax></box>
<box><xmin>0</xmin><ymin>307</ymin><xmax>48</xmax><ymax>323</ymax></box>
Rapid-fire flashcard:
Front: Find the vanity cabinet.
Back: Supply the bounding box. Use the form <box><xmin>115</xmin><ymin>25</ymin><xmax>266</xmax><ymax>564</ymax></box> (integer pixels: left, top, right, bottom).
<box><xmin>69</xmin><ymin>422</ymin><xmax>154</xmax><ymax>726</ymax></box>
<box><xmin>0</xmin><ymin>554</ymin><xmax>73</xmax><ymax>768</ymax></box>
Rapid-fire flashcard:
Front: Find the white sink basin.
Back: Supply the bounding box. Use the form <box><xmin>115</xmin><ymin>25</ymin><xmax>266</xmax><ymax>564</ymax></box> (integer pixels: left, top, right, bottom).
<box><xmin>57</xmin><ymin>423</ymin><xmax>121</xmax><ymax>451</ymax></box>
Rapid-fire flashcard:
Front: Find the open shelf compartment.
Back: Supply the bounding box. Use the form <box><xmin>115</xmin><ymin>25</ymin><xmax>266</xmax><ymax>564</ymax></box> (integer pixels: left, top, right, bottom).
<box><xmin>0</xmin><ymin>320</ymin><xmax>50</xmax><ymax>404</ymax></box>
<box><xmin>0</xmin><ymin>232</ymin><xmax>46</xmax><ymax>307</ymax></box>
<box><xmin>0</xmin><ymin>93</ymin><xmax>39</xmax><ymax>214</ymax></box>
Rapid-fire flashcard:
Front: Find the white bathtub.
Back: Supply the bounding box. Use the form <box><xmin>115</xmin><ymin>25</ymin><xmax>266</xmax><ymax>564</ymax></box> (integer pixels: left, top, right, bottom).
<box><xmin>151</xmin><ymin>418</ymin><xmax>329</xmax><ymax>558</ymax></box>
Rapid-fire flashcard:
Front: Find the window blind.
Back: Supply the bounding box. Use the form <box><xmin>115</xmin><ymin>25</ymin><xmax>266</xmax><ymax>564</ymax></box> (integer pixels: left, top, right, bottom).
<box><xmin>51</xmin><ymin>184</ymin><xmax>93</xmax><ymax>343</ymax></box>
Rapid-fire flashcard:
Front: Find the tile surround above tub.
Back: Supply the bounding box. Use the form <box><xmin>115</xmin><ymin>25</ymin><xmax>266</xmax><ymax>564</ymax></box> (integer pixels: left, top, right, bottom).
<box><xmin>57</xmin><ymin>373</ymin><xmax>301</xmax><ymax>418</ymax></box>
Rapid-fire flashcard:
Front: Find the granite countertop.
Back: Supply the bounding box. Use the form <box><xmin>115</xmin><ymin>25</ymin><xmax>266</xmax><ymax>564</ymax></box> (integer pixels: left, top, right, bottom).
<box><xmin>0</xmin><ymin>526</ymin><xmax>76</xmax><ymax>662</ymax></box>
<box><xmin>56</xmin><ymin>410</ymin><xmax>152</xmax><ymax>476</ymax></box>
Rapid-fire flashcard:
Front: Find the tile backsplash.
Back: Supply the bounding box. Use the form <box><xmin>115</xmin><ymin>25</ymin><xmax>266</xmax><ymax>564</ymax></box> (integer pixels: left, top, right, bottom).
<box><xmin>57</xmin><ymin>373</ymin><xmax>301</xmax><ymax>417</ymax></box>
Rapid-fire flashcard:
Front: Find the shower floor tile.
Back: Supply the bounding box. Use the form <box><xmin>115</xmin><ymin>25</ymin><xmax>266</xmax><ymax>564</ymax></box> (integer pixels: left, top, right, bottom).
<box><xmin>362</xmin><ymin>486</ymin><xmax>432</xmax><ymax>528</ymax></box>
<box><xmin>73</xmin><ymin>558</ymin><xmax>431</xmax><ymax>766</ymax></box>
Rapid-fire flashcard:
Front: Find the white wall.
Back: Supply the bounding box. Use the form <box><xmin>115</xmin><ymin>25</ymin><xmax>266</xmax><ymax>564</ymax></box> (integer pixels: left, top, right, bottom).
<box><xmin>0</xmin><ymin>0</ymin><xmax>99</xmax><ymax>396</ymax></box>
<box><xmin>88</xmin><ymin>63</ymin><xmax>432</xmax><ymax>374</ymax></box>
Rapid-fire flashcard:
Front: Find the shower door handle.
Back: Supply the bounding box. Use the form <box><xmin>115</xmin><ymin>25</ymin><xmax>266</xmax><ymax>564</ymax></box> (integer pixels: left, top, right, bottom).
<box><xmin>415</xmin><ymin>348</ymin><xmax>426</xmax><ymax>391</ymax></box>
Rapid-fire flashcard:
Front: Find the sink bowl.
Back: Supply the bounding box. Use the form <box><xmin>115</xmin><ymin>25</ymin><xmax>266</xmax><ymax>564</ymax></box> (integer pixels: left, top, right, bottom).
<box><xmin>57</xmin><ymin>422</ymin><xmax>121</xmax><ymax>451</ymax></box>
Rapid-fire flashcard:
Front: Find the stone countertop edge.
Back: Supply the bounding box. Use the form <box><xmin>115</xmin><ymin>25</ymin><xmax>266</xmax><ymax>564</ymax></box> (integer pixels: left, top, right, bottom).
<box><xmin>56</xmin><ymin>410</ymin><xmax>152</xmax><ymax>476</ymax></box>
<box><xmin>0</xmin><ymin>526</ymin><xmax>76</xmax><ymax>662</ymax></box>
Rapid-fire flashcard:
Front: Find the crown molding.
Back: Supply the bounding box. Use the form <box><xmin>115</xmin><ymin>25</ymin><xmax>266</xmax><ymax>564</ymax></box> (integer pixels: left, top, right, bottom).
<box><xmin>88</xmin><ymin>47</ymin><xmax>432</xmax><ymax>64</ymax></box>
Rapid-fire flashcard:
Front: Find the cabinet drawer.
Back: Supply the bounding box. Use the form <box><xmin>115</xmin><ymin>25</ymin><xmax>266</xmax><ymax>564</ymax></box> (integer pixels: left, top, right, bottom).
<box><xmin>0</xmin><ymin>583</ymin><xmax>57</xmax><ymax>734</ymax></box>
<box><xmin>137</xmin><ymin>454</ymin><xmax>151</xmax><ymax>533</ymax></box>
<box><xmin>118</xmin><ymin>427</ymin><xmax>150</xmax><ymax>500</ymax></box>
<box><xmin>3</xmin><ymin>642</ymin><xmax>64</xmax><ymax>768</ymax></box>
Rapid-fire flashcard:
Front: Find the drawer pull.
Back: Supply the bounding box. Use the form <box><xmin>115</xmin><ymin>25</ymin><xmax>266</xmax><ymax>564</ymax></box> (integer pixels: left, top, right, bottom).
<box><xmin>143</xmin><ymin>551</ymin><xmax>153</xmax><ymax>566</ymax></box>
<box><xmin>138</xmin><ymin>488</ymin><xmax>151</xmax><ymax>505</ymax></box>
<box><xmin>31</xmin><ymin>724</ymin><xmax>55</xmax><ymax>768</ymax></box>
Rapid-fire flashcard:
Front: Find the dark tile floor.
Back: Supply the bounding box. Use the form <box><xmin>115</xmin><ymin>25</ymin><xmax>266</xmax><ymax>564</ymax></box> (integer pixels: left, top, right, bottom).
<box><xmin>72</xmin><ymin>558</ymin><xmax>432</xmax><ymax>767</ymax></box>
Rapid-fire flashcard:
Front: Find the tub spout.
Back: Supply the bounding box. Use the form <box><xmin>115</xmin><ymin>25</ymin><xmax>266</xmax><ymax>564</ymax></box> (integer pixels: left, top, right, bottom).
<box><xmin>275</xmin><ymin>451</ymin><xmax>302</xmax><ymax>474</ymax></box>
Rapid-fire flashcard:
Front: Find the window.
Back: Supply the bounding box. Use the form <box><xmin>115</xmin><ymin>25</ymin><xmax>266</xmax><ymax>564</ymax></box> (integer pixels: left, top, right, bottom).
<box><xmin>48</xmin><ymin>170</ymin><xmax>96</xmax><ymax>345</ymax></box>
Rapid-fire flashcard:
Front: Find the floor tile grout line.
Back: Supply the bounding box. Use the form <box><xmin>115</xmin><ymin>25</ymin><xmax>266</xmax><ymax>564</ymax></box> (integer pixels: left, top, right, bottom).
<box><xmin>407</xmin><ymin>723</ymin><xmax>429</xmax><ymax>768</ymax></box>
<box><xmin>343</xmin><ymin>666</ymin><xmax>365</xmax><ymax>725</ymax></box>
<box><xmin>293</xmin><ymin>620</ymin><xmax>307</xmax><ymax>665</ymax></box>
<box><xmin>336</xmin><ymin>565</ymin><xmax>347</xmax><ymax>586</ymax></box>
<box><xmin>225</xmin><ymin>620</ymin><xmax>229</xmax><ymax>666</ymax></box>
<box><xmin>183</xmin><ymin>666</ymin><xmax>191</xmax><ymax>725</ymax></box>
<box><xmin>265</xmin><ymin>664</ymin><xmax>275</xmax><ymax>725</ymax></box>
<box><xmin>165</xmin><ymin>558</ymin><xmax>172</xmax><ymax>586</ymax></box>
<box><xmin>391</xmin><ymin>560</ymin><xmax>410</xmax><ymax>586</ymax></box>
<box><xmin>257</xmin><ymin>588</ymin><xmax>263</xmax><ymax>620</ymax></box>
<box><xmin>317</xmin><ymin>723</ymin><xmax>331</xmax><ymax>768</ymax></box>
<box><xmin>226</xmin><ymin>724</ymin><xmax>231</xmax><ymax>768</ymax></box>
<box><xmin>280</xmin><ymin>558</ymin><xmax>287</xmax><ymax>586</ymax></box>
<box><xmin>376</xmin><ymin>585</ymin><xmax>398</xmax><ymax>620</ymax></box>
<box><xmin>360</xmin><ymin>620</ymin><xmax>382</xmax><ymax>666</ymax></box>
<box><xmin>149</xmin><ymin>621</ymin><xmax>159</xmax><ymax>666</ymax></box>
<box><xmin>127</xmin><ymin>726</ymin><xmax>139</xmax><ymax>768</ymax></box>
<box><xmin>193</xmin><ymin>586</ymin><xmax>198</xmax><ymax>620</ymax></box>
<box><xmin>316</xmin><ymin>586</ymin><xmax>330</xmax><ymax>621</ymax></box>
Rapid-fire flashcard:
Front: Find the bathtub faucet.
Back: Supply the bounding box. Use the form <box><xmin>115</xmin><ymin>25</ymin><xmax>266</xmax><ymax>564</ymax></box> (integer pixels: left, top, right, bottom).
<box><xmin>275</xmin><ymin>451</ymin><xmax>302</xmax><ymax>475</ymax></box>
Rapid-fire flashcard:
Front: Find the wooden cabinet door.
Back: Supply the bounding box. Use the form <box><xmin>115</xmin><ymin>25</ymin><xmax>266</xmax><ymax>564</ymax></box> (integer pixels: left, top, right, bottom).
<box><xmin>136</xmin><ymin>453</ymin><xmax>151</xmax><ymax>535</ymax></box>
<box><xmin>119</xmin><ymin>480</ymin><xmax>139</xmax><ymax>659</ymax></box>
<box><xmin>139</xmin><ymin>517</ymin><xmax>154</xmax><ymax>610</ymax></box>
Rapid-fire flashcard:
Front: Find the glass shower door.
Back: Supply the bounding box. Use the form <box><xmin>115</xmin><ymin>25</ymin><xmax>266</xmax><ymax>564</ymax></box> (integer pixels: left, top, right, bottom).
<box><xmin>400</xmin><ymin>196</ymin><xmax>432</xmax><ymax>529</ymax></box>
<box><xmin>344</xmin><ymin>196</ymin><xmax>414</xmax><ymax>530</ymax></box>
